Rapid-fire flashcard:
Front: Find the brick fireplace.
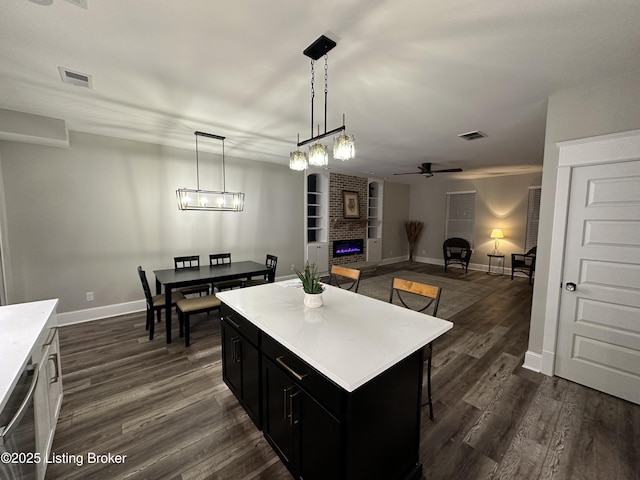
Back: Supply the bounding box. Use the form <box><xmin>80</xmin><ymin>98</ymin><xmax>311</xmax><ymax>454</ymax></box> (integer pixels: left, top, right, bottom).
<box><xmin>329</xmin><ymin>172</ymin><xmax>367</xmax><ymax>265</ymax></box>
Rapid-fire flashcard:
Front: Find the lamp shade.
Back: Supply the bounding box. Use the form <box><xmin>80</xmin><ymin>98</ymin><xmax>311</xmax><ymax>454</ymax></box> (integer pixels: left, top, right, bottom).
<box><xmin>308</xmin><ymin>142</ymin><xmax>328</xmax><ymax>167</ymax></box>
<box><xmin>490</xmin><ymin>228</ymin><xmax>504</xmax><ymax>239</ymax></box>
<box><xmin>289</xmin><ymin>149</ymin><xmax>308</xmax><ymax>171</ymax></box>
<box><xmin>333</xmin><ymin>132</ymin><xmax>355</xmax><ymax>160</ymax></box>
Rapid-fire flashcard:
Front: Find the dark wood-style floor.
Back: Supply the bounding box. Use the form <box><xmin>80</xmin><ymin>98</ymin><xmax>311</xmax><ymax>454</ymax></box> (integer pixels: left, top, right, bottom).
<box><xmin>46</xmin><ymin>262</ymin><xmax>639</xmax><ymax>480</ymax></box>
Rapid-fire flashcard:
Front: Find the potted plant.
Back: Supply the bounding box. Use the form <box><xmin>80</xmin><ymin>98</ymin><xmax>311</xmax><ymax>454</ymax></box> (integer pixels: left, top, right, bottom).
<box><xmin>295</xmin><ymin>262</ymin><xmax>325</xmax><ymax>308</ymax></box>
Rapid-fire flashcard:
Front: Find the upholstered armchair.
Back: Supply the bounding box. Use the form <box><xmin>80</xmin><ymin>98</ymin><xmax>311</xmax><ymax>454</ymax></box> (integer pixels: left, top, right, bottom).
<box><xmin>511</xmin><ymin>246</ymin><xmax>536</xmax><ymax>284</ymax></box>
<box><xmin>443</xmin><ymin>237</ymin><xmax>472</xmax><ymax>273</ymax></box>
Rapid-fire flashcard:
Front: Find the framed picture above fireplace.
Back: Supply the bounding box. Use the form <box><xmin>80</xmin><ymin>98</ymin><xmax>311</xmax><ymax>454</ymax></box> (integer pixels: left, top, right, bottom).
<box><xmin>342</xmin><ymin>190</ymin><xmax>360</xmax><ymax>219</ymax></box>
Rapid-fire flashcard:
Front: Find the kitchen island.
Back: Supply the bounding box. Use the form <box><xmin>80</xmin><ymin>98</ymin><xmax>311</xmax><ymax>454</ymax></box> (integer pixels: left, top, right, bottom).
<box><xmin>0</xmin><ymin>299</ymin><xmax>62</xmax><ymax>480</ymax></box>
<box><xmin>216</xmin><ymin>281</ymin><xmax>453</xmax><ymax>480</ymax></box>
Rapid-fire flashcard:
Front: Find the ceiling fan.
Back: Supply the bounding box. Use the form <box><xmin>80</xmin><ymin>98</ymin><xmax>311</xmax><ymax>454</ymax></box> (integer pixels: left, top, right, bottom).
<box><xmin>393</xmin><ymin>162</ymin><xmax>463</xmax><ymax>178</ymax></box>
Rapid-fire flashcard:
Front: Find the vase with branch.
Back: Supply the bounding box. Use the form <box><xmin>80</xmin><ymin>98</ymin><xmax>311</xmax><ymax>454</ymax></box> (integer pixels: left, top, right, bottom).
<box><xmin>405</xmin><ymin>220</ymin><xmax>424</xmax><ymax>262</ymax></box>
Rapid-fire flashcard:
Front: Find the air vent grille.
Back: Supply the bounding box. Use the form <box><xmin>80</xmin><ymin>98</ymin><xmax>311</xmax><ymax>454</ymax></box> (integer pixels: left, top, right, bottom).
<box><xmin>457</xmin><ymin>130</ymin><xmax>486</xmax><ymax>141</ymax></box>
<box><xmin>58</xmin><ymin>67</ymin><xmax>92</xmax><ymax>88</ymax></box>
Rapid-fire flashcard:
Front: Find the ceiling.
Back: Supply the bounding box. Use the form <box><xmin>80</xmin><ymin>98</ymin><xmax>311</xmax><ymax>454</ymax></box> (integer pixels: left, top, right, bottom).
<box><xmin>1</xmin><ymin>1</ymin><xmax>639</xmax><ymax>184</ymax></box>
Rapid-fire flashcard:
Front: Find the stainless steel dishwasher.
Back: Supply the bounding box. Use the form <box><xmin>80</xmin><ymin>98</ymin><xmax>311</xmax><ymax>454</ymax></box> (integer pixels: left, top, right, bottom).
<box><xmin>0</xmin><ymin>361</ymin><xmax>38</xmax><ymax>480</ymax></box>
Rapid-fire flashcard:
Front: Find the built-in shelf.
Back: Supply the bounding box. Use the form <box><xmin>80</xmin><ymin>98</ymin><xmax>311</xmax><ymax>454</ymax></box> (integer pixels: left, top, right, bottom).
<box><xmin>367</xmin><ymin>181</ymin><xmax>383</xmax><ymax>240</ymax></box>
<box><xmin>305</xmin><ymin>172</ymin><xmax>329</xmax><ymax>273</ymax></box>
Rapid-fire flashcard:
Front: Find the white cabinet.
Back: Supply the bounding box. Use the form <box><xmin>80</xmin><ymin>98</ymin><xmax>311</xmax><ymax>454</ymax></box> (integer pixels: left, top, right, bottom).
<box><xmin>306</xmin><ymin>243</ymin><xmax>329</xmax><ymax>275</ymax></box>
<box><xmin>33</xmin><ymin>320</ymin><xmax>62</xmax><ymax>480</ymax></box>
<box><xmin>305</xmin><ymin>171</ymin><xmax>329</xmax><ymax>273</ymax></box>
<box><xmin>367</xmin><ymin>238</ymin><xmax>382</xmax><ymax>262</ymax></box>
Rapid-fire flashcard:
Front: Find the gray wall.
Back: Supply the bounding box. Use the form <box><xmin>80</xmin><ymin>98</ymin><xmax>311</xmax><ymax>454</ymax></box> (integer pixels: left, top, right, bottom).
<box><xmin>0</xmin><ymin>131</ymin><xmax>304</xmax><ymax>313</ymax></box>
<box><xmin>408</xmin><ymin>173</ymin><xmax>542</xmax><ymax>265</ymax></box>
<box><xmin>529</xmin><ymin>70</ymin><xmax>640</xmax><ymax>355</ymax></box>
<box><xmin>381</xmin><ymin>181</ymin><xmax>410</xmax><ymax>260</ymax></box>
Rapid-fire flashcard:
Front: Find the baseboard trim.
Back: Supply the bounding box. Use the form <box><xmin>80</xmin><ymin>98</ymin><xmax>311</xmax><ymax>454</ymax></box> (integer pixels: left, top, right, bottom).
<box><xmin>57</xmin><ymin>274</ymin><xmax>300</xmax><ymax>325</ymax></box>
<box><xmin>379</xmin><ymin>255</ymin><xmax>410</xmax><ymax>265</ymax></box>
<box><xmin>522</xmin><ymin>350</ymin><xmax>543</xmax><ymax>373</ymax></box>
<box><xmin>57</xmin><ymin>300</ymin><xmax>145</xmax><ymax>326</ymax></box>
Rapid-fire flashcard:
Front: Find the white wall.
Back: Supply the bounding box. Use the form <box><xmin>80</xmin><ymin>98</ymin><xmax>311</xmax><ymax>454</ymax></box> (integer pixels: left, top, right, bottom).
<box><xmin>529</xmin><ymin>70</ymin><xmax>640</xmax><ymax>358</ymax></box>
<box><xmin>408</xmin><ymin>173</ymin><xmax>542</xmax><ymax>266</ymax></box>
<box><xmin>0</xmin><ymin>131</ymin><xmax>304</xmax><ymax>313</ymax></box>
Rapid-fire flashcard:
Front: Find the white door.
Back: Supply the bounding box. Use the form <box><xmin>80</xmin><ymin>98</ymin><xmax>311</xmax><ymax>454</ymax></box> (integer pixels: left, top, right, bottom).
<box><xmin>555</xmin><ymin>159</ymin><xmax>640</xmax><ymax>404</ymax></box>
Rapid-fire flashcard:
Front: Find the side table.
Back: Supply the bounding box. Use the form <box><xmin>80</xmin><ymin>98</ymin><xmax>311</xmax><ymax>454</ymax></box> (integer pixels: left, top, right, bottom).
<box><xmin>487</xmin><ymin>254</ymin><xmax>505</xmax><ymax>275</ymax></box>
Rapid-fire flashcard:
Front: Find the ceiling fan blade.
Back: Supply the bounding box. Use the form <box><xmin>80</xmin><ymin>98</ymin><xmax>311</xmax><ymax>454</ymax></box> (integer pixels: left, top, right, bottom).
<box><xmin>392</xmin><ymin>172</ymin><xmax>422</xmax><ymax>175</ymax></box>
<box><xmin>432</xmin><ymin>168</ymin><xmax>463</xmax><ymax>173</ymax></box>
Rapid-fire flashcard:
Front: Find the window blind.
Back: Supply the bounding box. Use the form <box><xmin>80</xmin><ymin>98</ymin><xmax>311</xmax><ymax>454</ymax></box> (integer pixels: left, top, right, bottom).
<box><xmin>525</xmin><ymin>187</ymin><xmax>541</xmax><ymax>251</ymax></box>
<box><xmin>445</xmin><ymin>191</ymin><xmax>476</xmax><ymax>246</ymax></box>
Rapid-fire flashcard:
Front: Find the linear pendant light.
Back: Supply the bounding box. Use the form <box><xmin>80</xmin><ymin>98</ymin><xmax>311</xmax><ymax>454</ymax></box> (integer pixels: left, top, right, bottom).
<box><xmin>176</xmin><ymin>131</ymin><xmax>245</xmax><ymax>212</ymax></box>
<box><xmin>289</xmin><ymin>35</ymin><xmax>355</xmax><ymax>171</ymax></box>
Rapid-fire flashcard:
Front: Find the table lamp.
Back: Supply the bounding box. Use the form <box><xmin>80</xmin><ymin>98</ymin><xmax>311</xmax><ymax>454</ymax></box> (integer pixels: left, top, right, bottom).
<box><xmin>490</xmin><ymin>228</ymin><xmax>504</xmax><ymax>254</ymax></box>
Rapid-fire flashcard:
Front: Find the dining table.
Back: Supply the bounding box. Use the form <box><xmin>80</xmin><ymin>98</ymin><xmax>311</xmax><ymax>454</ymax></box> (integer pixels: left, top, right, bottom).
<box><xmin>153</xmin><ymin>260</ymin><xmax>273</xmax><ymax>343</ymax></box>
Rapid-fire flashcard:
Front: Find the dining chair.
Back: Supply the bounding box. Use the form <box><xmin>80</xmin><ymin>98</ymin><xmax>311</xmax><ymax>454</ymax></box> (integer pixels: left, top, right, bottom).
<box><xmin>176</xmin><ymin>294</ymin><xmax>221</xmax><ymax>347</ymax></box>
<box><xmin>389</xmin><ymin>277</ymin><xmax>442</xmax><ymax>420</ymax></box>
<box><xmin>137</xmin><ymin>266</ymin><xmax>185</xmax><ymax>341</ymax></box>
<box><xmin>244</xmin><ymin>254</ymin><xmax>278</xmax><ymax>287</ymax></box>
<box><xmin>209</xmin><ymin>253</ymin><xmax>244</xmax><ymax>291</ymax></box>
<box><xmin>174</xmin><ymin>255</ymin><xmax>211</xmax><ymax>296</ymax></box>
<box><xmin>328</xmin><ymin>264</ymin><xmax>362</xmax><ymax>292</ymax></box>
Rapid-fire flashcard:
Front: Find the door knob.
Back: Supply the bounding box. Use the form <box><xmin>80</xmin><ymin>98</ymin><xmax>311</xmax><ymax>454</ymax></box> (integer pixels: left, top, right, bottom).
<box><xmin>565</xmin><ymin>282</ymin><xmax>576</xmax><ymax>292</ymax></box>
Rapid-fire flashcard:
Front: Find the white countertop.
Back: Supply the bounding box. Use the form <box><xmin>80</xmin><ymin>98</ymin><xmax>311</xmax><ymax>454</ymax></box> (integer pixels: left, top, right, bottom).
<box><xmin>217</xmin><ymin>282</ymin><xmax>453</xmax><ymax>392</ymax></box>
<box><xmin>0</xmin><ymin>299</ymin><xmax>58</xmax><ymax>412</ymax></box>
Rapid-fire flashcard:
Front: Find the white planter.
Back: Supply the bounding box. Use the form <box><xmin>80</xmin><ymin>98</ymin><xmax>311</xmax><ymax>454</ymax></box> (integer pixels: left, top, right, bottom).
<box><xmin>304</xmin><ymin>292</ymin><xmax>323</xmax><ymax>309</ymax></box>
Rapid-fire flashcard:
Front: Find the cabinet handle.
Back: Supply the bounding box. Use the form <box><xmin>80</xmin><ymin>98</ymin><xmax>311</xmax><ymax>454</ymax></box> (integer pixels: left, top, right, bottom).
<box><xmin>276</xmin><ymin>356</ymin><xmax>307</xmax><ymax>381</ymax></box>
<box><xmin>225</xmin><ymin>315</ymin><xmax>242</xmax><ymax>329</ymax></box>
<box><xmin>43</xmin><ymin>327</ymin><xmax>58</xmax><ymax>347</ymax></box>
<box><xmin>289</xmin><ymin>390</ymin><xmax>300</xmax><ymax>427</ymax></box>
<box><xmin>0</xmin><ymin>365</ymin><xmax>38</xmax><ymax>446</ymax></box>
<box><xmin>283</xmin><ymin>387</ymin><xmax>291</xmax><ymax>421</ymax></box>
<box><xmin>232</xmin><ymin>337</ymin><xmax>242</xmax><ymax>363</ymax></box>
<box><xmin>49</xmin><ymin>353</ymin><xmax>60</xmax><ymax>383</ymax></box>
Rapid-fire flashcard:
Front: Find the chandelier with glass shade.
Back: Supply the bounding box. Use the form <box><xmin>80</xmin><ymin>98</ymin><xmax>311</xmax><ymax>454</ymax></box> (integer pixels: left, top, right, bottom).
<box><xmin>289</xmin><ymin>35</ymin><xmax>355</xmax><ymax>171</ymax></box>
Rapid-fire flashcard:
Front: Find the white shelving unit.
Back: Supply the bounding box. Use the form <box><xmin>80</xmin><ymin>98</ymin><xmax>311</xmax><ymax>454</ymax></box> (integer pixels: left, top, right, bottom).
<box><xmin>304</xmin><ymin>171</ymin><xmax>329</xmax><ymax>274</ymax></box>
<box><xmin>367</xmin><ymin>180</ymin><xmax>383</xmax><ymax>262</ymax></box>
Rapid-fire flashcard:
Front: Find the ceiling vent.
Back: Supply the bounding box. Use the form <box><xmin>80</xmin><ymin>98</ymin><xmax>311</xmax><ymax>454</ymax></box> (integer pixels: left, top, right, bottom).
<box><xmin>457</xmin><ymin>130</ymin><xmax>486</xmax><ymax>141</ymax></box>
<box><xmin>58</xmin><ymin>67</ymin><xmax>92</xmax><ymax>88</ymax></box>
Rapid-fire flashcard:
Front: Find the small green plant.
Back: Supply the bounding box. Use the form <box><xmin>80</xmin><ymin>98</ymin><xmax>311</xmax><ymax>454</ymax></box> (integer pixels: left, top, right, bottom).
<box><xmin>295</xmin><ymin>262</ymin><xmax>325</xmax><ymax>294</ymax></box>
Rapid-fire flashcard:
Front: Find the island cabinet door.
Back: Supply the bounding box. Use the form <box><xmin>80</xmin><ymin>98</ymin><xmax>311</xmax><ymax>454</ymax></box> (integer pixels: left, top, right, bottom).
<box><xmin>262</xmin><ymin>357</ymin><xmax>342</xmax><ymax>480</ymax></box>
<box><xmin>220</xmin><ymin>318</ymin><xmax>261</xmax><ymax>427</ymax></box>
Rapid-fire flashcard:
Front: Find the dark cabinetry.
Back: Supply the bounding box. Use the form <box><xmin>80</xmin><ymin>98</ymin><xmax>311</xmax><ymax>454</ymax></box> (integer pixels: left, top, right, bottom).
<box><xmin>220</xmin><ymin>306</ymin><xmax>261</xmax><ymax>426</ymax></box>
<box><xmin>262</xmin><ymin>343</ymin><xmax>341</xmax><ymax>480</ymax></box>
<box><xmin>220</xmin><ymin>302</ymin><xmax>425</xmax><ymax>480</ymax></box>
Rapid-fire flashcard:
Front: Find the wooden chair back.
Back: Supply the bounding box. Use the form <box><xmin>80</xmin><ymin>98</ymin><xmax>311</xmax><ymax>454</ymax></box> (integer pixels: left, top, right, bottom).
<box><xmin>389</xmin><ymin>277</ymin><xmax>441</xmax><ymax>316</ymax></box>
<box><xmin>329</xmin><ymin>265</ymin><xmax>362</xmax><ymax>292</ymax></box>
<box><xmin>137</xmin><ymin>266</ymin><xmax>153</xmax><ymax>307</ymax></box>
<box><xmin>174</xmin><ymin>255</ymin><xmax>200</xmax><ymax>269</ymax></box>
<box><xmin>209</xmin><ymin>253</ymin><xmax>231</xmax><ymax>265</ymax></box>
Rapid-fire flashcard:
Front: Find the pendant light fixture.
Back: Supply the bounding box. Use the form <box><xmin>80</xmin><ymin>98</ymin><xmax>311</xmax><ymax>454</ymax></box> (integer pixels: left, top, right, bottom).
<box><xmin>176</xmin><ymin>131</ymin><xmax>245</xmax><ymax>212</ymax></box>
<box><xmin>289</xmin><ymin>133</ymin><xmax>308</xmax><ymax>171</ymax></box>
<box><xmin>289</xmin><ymin>35</ymin><xmax>355</xmax><ymax>170</ymax></box>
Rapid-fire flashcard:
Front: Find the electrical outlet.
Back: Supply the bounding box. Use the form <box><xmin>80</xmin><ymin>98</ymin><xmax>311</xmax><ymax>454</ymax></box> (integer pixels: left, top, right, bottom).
<box><xmin>86</xmin><ymin>291</ymin><xmax>94</xmax><ymax>301</ymax></box>
<box><xmin>291</xmin><ymin>264</ymin><xmax>295</xmax><ymax>271</ymax></box>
